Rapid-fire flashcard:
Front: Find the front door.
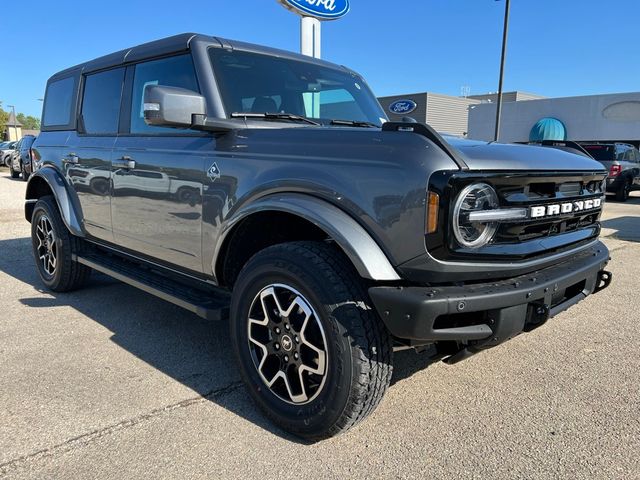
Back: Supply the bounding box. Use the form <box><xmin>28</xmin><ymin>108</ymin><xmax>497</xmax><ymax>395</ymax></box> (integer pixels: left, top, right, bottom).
<box><xmin>111</xmin><ymin>136</ymin><xmax>210</xmax><ymax>272</ymax></box>
<box><xmin>110</xmin><ymin>54</ymin><xmax>207</xmax><ymax>273</ymax></box>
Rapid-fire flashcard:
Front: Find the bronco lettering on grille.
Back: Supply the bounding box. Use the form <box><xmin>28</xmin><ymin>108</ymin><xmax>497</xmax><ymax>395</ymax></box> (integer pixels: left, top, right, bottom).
<box><xmin>530</xmin><ymin>198</ymin><xmax>602</xmax><ymax>219</ymax></box>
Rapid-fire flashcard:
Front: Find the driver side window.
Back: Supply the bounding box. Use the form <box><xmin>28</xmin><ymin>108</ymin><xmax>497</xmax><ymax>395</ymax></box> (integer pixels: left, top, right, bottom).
<box><xmin>130</xmin><ymin>54</ymin><xmax>200</xmax><ymax>134</ymax></box>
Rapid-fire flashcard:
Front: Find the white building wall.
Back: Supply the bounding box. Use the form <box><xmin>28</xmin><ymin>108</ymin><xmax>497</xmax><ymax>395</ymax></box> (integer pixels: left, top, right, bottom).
<box><xmin>425</xmin><ymin>93</ymin><xmax>480</xmax><ymax>137</ymax></box>
<box><xmin>468</xmin><ymin>92</ymin><xmax>640</xmax><ymax>142</ymax></box>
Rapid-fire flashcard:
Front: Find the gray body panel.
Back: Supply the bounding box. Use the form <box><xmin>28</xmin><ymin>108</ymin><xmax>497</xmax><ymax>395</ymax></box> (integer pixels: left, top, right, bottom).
<box><xmin>445</xmin><ymin>137</ymin><xmax>606</xmax><ymax>172</ymax></box>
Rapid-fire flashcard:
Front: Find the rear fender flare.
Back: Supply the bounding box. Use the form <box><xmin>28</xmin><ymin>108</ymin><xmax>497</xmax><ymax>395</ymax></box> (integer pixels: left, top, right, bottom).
<box><xmin>25</xmin><ymin>166</ymin><xmax>84</xmax><ymax>237</ymax></box>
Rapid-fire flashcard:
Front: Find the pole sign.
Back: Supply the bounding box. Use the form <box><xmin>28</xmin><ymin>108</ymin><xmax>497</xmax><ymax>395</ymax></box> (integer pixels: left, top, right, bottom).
<box><xmin>389</xmin><ymin>100</ymin><xmax>418</xmax><ymax>115</ymax></box>
<box><xmin>278</xmin><ymin>0</ymin><xmax>350</xmax><ymax>20</ymax></box>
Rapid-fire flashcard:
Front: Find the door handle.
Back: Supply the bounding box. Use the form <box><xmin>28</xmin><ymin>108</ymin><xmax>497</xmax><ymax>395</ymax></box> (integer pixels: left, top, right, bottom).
<box><xmin>63</xmin><ymin>153</ymin><xmax>79</xmax><ymax>164</ymax></box>
<box><xmin>113</xmin><ymin>156</ymin><xmax>136</xmax><ymax>169</ymax></box>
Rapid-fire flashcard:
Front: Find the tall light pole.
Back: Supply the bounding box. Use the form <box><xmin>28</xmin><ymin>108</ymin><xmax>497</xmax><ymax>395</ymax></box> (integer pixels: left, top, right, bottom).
<box><xmin>493</xmin><ymin>0</ymin><xmax>511</xmax><ymax>142</ymax></box>
<box><xmin>7</xmin><ymin>104</ymin><xmax>18</xmax><ymax>141</ymax></box>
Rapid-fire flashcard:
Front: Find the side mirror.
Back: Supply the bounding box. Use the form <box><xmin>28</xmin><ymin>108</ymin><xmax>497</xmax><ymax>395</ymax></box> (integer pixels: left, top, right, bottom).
<box><xmin>143</xmin><ymin>85</ymin><xmax>207</xmax><ymax>128</ymax></box>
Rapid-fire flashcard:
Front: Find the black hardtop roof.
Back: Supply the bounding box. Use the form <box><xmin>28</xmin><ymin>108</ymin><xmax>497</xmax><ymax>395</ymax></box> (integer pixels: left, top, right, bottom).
<box><xmin>49</xmin><ymin>32</ymin><xmax>354</xmax><ymax>81</ymax></box>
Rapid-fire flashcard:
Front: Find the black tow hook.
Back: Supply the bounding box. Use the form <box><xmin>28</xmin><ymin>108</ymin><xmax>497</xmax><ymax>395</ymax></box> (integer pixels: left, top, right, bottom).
<box><xmin>594</xmin><ymin>270</ymin><xmax>613</xmax><ymax>294</ymax></box>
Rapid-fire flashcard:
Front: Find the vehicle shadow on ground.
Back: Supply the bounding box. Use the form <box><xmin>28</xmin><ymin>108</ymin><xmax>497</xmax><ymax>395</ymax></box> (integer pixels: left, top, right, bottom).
<box><xmin>602</xmin><ymin>201</ymin><xmax>640</xmax><ymax>242</ymax></box>
<box><xmin>0</xmin><ymin>173</ymin><xmax>22</xmax><ymax>182</ymax></box>
<box><xmin>601</xmin><ymin>216</ymin><xmax>640</xmax><ymax>242</ymax></box>
<box><xmin>0</xmin><ymin>236</ymin><xmax>434</xmax><ymax>443</ymax></box>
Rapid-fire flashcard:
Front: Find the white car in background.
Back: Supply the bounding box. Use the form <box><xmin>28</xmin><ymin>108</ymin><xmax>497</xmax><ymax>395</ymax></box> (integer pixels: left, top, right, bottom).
<box><xmin>1</xmin><ymin>141</ymin><xmax>17</xmax><ymax>167</ymax></box>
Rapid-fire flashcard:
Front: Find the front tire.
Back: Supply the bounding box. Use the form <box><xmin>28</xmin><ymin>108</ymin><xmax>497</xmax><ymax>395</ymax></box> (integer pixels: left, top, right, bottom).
<box><xmin>230</xmin><ymin>241</ymin><xmax>393</xmax><ymax>440</ymax></box>
<box><xmin>31</xmin><ymin>195</ymin><xmax>91</xmax><ymax>292</ymax></box>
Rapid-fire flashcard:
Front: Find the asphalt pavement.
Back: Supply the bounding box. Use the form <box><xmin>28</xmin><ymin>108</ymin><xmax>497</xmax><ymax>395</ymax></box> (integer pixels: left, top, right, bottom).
<box><xmin>0</xmin><ymin>168</ymin><xmax>638</xmax><ymax>479</ymax></box>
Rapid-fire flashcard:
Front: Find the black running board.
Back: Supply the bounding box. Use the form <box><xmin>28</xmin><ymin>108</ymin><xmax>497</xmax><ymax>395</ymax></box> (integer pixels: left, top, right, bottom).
<box><xmin>75</xmin><ymin>253</ymin><xmax>230</xmax><ymax>321</ymax></box>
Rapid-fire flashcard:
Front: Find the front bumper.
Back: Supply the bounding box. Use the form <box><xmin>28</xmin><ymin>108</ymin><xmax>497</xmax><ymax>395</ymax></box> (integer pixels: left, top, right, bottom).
<box><xmin>369</xmin><ymin>242</ymin><xmax>611</xmax><ymax>361</ymax></box>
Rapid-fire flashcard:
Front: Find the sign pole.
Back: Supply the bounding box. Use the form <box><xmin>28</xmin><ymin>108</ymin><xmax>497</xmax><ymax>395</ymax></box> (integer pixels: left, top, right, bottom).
<box><xmin>300</xmin><ymin>16</ymin><xmax>321</xmax><ymax>58</ymax></box>
<box><xmin>278</xmin><ymin>0</ymin><xmax>349</xmax><ymax>59</ymax></box>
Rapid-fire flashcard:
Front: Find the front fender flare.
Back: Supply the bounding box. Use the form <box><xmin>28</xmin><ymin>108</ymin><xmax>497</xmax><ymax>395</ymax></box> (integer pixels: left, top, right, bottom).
<box><xmin>25</xmin><ymin>167</ymin><xmax>84</xmax><ymax>237</ymax></box>
<box><xmin>214</xmin><ymin>193</ymin><xmax>401</xmax><ymax>282</ymax></box>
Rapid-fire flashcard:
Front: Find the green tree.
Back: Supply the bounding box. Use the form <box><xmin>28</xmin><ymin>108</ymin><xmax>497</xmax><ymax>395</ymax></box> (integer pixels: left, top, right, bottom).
<box><xmin>0</xmin><ymin>102</ymin><xmax>9</xmax><ymax>134</ymax></box>
<box><xmin>16</xmin><ymin>113</ymin><xmax>41</xmax><ymax>130</ymax></box>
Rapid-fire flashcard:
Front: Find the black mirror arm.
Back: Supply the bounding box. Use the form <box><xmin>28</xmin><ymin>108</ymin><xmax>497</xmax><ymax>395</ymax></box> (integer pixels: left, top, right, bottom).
<box><xmin>191</xmin><ymin>114</ymin><xmax>239</xmax><ymax>133</ymax></box>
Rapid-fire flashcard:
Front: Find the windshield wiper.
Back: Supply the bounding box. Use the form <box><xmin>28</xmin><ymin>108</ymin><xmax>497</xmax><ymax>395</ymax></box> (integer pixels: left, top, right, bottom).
<box><xmin>231</xmin><ymin>112</ymin><xmax>320</xmax><ymax>126</ymax></box>
<box><xmin>330</xmin><ymin>119</ymin><xmax>378</xmax><ymax>128</ymax></box>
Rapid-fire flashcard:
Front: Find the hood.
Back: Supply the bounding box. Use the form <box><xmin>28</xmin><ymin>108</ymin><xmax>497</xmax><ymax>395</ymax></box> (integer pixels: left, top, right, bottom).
<box><xmin>444</xmin><ymin>137</ymin><xmax>606</xmax><ymax>172</ymax></box>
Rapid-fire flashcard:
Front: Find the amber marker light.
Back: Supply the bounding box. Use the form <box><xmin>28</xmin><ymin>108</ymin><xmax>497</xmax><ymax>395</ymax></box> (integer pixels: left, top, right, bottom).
<box><xmin>426</xmin><ymin>191</ymin><xmax>440</xmax><ymax>234</ymax></box>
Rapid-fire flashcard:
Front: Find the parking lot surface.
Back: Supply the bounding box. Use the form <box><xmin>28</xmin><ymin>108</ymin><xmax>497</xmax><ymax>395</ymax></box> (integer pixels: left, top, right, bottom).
<box><xmin>0</xmin><ymin>168</ymin><xmax>638</xmax><ymax>479</ymax></box>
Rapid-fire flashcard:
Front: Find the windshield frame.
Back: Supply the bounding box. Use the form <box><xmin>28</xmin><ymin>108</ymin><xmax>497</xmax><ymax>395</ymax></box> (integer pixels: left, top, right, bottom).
<box><xmin>208</xmin><ymin>47</ymin><xmax>387</xmax><ymax>127</ymax></box>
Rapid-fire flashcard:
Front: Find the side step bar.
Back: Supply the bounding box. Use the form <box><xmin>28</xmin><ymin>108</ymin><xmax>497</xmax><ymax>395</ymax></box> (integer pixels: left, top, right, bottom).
<box><xmin>75</xmin><ymin>253</ymin><xmax>230</xmax><ymax>321</ymax></box>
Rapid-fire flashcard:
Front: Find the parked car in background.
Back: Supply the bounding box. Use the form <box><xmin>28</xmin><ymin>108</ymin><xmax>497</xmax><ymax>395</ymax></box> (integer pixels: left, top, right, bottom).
<box><xmin>1</xmin><ymin>141</ymin><xmax>17</xmax><ymax>167</ymax></box>
<box><xmin>8</xmin><ymin>139</ymin><xmax>22</xmax><ymax>178</ymax></box>
<box><xmin>581</xmin><ymin>143</ymin><xmax>640</xmax><ymax>201</ymax></box>
<box><xmin>537</xmin><ymin>141</ymin><xmax>640</xmax><ymax>202</ymax></box>
<box><xmin>9</xmin><ymin>135</ymin><xmax>36</xmax><ymax>181</ymax></box>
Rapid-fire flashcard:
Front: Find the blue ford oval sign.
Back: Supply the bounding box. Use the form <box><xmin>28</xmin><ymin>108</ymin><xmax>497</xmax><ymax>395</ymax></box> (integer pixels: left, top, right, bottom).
<box><xmin>389</xmin><ymin>100</ymin><xmax>418</xmax><ymax>115</ymax></box>
<box><xmin>279</xmin><ymin>0</ymin><xmax>350</xmax><ymax>21</ymax></box>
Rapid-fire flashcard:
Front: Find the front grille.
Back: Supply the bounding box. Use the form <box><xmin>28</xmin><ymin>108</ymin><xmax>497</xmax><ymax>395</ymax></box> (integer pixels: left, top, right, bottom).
<box><xmin>493</xmin><ymin>176</ymin><xmax>604</xmax><ymax>245</ymax></box>
<box><xmin>426</xmin><ymin>171</ymin><xmax>607</xmax><ymax>262</ymax></box>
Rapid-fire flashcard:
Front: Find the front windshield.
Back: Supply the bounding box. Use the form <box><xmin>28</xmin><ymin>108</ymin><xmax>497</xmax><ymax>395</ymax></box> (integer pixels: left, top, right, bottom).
<box><xmin>209</xmin><ymin>48</ymin><xmax>387</xmax><ymax>126</ymax></box>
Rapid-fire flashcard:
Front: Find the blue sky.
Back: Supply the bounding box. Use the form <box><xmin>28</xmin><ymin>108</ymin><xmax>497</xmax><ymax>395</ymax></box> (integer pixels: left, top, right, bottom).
<box><xmin>2</xmin><ymin>0</ymin><xmax>639</xmax><ymax>118</ymax></box>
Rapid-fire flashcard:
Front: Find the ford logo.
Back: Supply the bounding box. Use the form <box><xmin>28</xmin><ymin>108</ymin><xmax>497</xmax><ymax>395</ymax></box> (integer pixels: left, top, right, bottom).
<box><xmin>279</xmin><ymin>0</ymin><xmax>350</xmax><ymax>20</ymax></box>
<box><xmin>389</xmin><ymin>100</ymin><xmax>418</xmax><ymax>115</ymax></box>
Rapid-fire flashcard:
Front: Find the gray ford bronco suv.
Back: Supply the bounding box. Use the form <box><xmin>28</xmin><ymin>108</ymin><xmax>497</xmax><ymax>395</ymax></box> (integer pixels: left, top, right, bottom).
<box><xmin>28</xmin><ymin>33</ymin><xmax>612</xmax><ymax>440</ymax></box>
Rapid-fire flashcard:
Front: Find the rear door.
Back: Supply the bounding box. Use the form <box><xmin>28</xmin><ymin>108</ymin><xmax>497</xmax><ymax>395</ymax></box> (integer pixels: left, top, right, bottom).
<box><xmin>64</xmin><ymin>67</ymin><xmax>125</xmax><ymax>242</ymax></box>
<box><xmin>111</xmin><ymin>54</ymin><xmax>209</xmax><ymax>273</ymax></box>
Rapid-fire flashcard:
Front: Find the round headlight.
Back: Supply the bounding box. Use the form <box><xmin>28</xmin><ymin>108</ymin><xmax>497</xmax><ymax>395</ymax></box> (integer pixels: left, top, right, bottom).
<box><xmin>452</xmin><ymin>183</ymin><xmax>499</xmax><ymax>248</ymax></box>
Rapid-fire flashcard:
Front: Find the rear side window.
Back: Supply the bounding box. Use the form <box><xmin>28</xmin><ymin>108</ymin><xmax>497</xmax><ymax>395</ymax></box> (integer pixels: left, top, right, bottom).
<box><xmin>43</xmin><ymin>76</ymin><xmax>76</xmax><ymax>127</ymax></box>
<box><xmin>81</xmin><ymin>68</ymin><xmax>125</xmax><ymax>134</ymax></box>
<box><xmin>129</xmin><ymin>54</ymin><xmax>199</xmax><ymax>134</ymax></box>
<box><xmin>583</xmin><ymin>145</ymin><xmax>615</xmax><ymax>161</ymax></box>
<box><xmin>616</xmin><ymin>147</ymin><xmax>631</xmax><ymax>161</ymax></box>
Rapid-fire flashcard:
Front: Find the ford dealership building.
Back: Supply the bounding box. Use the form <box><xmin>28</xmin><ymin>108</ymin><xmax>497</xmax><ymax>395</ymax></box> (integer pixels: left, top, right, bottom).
<box><xmin>377</xmin><ymin>90</ymin><xmax>640</xmax><ymax>147</ymax></box>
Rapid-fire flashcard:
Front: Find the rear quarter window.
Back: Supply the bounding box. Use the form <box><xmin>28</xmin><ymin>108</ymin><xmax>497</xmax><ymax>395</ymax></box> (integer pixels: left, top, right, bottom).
<box><xmin>42</xmin><ymin>76</ymin><xmax>76</xmax><ymax>129</ymax></box>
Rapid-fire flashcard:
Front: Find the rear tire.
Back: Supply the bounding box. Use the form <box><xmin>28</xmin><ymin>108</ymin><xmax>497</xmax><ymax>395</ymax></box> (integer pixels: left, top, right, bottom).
<box><xmin>230</xmin><ymin>241</ymin><xmax>393</xmax><ymax>441</ymax></box>
<box><xmin>21</xmin><ymin>163</ymin><xmax>30</xmax><ymax>182</ymax></box>
<box><xmin>615</xmin><ymin>178</ymin><xmax>631</xmax><ymax>202</ymax></box>
<box><xmin>9</xmin><ymin>162</ymin><xmax>19</xmax><ymax>178</ymax></box>
<box><xmin>31</xmin><ymin>195</ymin><xmax>91</xmax><ymax>292</ymax></box>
